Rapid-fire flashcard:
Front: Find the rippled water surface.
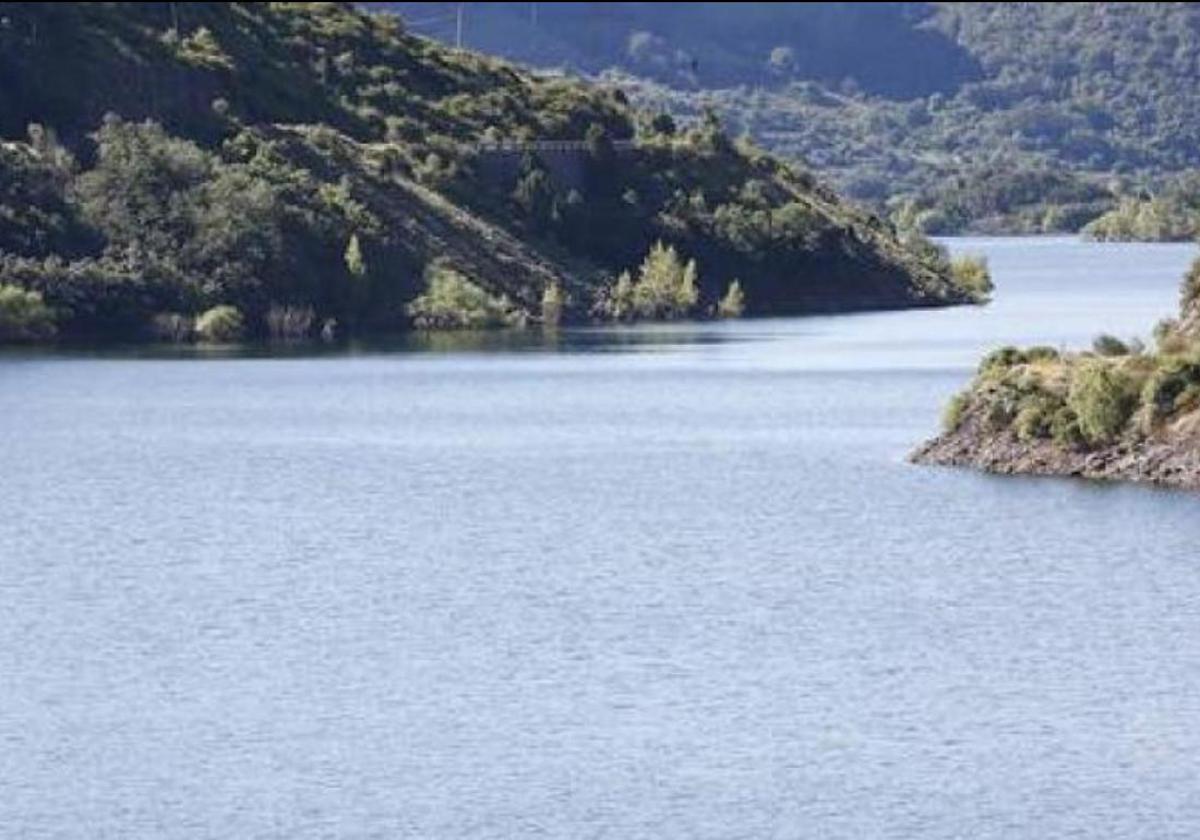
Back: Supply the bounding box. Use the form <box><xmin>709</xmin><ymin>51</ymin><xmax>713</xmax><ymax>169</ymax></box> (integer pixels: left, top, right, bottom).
<box><xmin>3</xmin><ymin>238</ymin><xmax>1200</xmax><ymax>838</ymax></box>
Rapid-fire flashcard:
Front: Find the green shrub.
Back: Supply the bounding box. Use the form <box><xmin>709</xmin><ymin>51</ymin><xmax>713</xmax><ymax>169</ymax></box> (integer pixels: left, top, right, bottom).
<box><xmin>176</xmin><ymin>27</ymin><xmax>235</xmax><ymax>71</ymax></box>
<box><xmin>1140</xmin><ymin>358</ymin><xmax>1200</xmax><ymax>420</ymax></box>
<box><xmin>1092</xmin><ymin>333</ymin><xmax>1130</xmax><ymax>356</ymax></box>
<box><xmin>1184</xmin><ymin>256</ymin><xmax>1200</xmax><ymax>312</ymax></box>
<box><xmin>512</xmin><ymin>165</ymin><xmax>556</xmax><ymax>230</ymax></box>
<box><xmin>1050</xmin><ymin>406</ymin><xmax>1085</xmax><ymax>448</ymax></box>
<box><xmin>978</xmin><ymin>345</ymin><xmax>1061</xmax><ymax>378</ymax></box>
<box><xmin>1156</xmin><ymin>322</ymin><xmax>1194</xmax><ymax>355</ymax></box>
<box><xmin>1024</xmin><ymin>345</ymin><xmax>1061</xmax><ymax>363</ymax></box>
<box><xmin>1067</xmin><ymin>361</ymin><xmax>1137</xmax><ymax>445</ymax></box>
<box><xmin>195</xmin><ymin>305</ymin><xmax>245</xmax><ymax>342</ymax></box>
<box><xmin>942</xmin><ymin>391</ymin><xmax>971</xmax><ymax>431</ymax></box>
<box><xmin>1154</xmin><ymin>317</ymin><xmax>1180</xmax><ymax>345</ymax></box>
<box><xmin>973</xmin><ymin>372</ymin><xmax>1063</xmax><ymax>435</ymax></box>
<box><xmin>1014</xmin><ymin>396</ymin><xmax>1058</xmax><ymax>441</ymax></box>
<box><xmin>950</xmin><ymin>254</ymin><xmax>993</xmax><ymax>300</ymax></box>
<box><xmin>979</xmin><ymin>346</ymin><xmax>1027</xmax><ymax>375</ymax></box>
<box><xmin>984</xmin><ymin>399</ymin><xmax>1016</xmax><ymax>432</ymax></box>
<box><xmin>408</xmin><ymin>263</ymin><xmax>519</xmax><ymax>330</ymax></box>
<box><xmin>0</xmin><ymin>284</ymin><xmax>56</xmax><ymax>341</ymax></box>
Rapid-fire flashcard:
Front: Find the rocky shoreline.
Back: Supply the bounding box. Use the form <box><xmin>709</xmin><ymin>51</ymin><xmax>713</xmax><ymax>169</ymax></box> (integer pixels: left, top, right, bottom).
<box><xmin>911</xmin><ymin>409</ymin><xmax>1200</xmax><ymax>491</ymax></box>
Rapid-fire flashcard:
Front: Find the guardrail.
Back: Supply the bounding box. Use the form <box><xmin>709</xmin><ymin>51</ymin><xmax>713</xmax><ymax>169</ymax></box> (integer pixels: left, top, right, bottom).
<box><xmin>463</xmin><ymin>139</ymin><xmax>637</xmax><ymax>154</ymax></box>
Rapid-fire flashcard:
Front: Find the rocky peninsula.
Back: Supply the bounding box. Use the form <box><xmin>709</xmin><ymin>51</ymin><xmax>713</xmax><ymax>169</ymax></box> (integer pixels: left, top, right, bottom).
<box><xmin>913</xmin><ymin>258</ymin><xmax>1200</xmax><ymax>490</ymax></box>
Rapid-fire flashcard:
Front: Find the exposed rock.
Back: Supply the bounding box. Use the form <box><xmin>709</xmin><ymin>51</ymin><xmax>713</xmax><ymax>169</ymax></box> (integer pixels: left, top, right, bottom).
<box><xmin>911</xmin><ymin>404</ymin><xmax>1200</xmax><ymax>491</ymax></box>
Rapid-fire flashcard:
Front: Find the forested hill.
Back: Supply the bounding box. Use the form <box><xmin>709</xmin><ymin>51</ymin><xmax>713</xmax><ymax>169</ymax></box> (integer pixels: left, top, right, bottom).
<box><xmin>376</xmin><ymin>3</ymin><xmax>982</xmax><ymax>97</ymax></box>
<box><xmin>384</xmin><ymin>2</ymin><xmax>1200</xmax><ymax>234</ymax></box>
<box><xmin>0</xmin><ymin>2</ymin><xmax>976</xmax><ymax>343</ymax></box>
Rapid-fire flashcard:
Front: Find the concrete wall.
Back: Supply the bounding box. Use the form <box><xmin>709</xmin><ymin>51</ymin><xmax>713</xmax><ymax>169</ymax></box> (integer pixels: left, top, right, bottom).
<box><xmin>470</xmin><ymin>141</ymin><xmax>635</xmax><ymax>193</ymax></box>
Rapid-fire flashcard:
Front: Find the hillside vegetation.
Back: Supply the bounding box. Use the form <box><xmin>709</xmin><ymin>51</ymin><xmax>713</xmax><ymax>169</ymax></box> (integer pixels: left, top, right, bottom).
<box><xmin>1083</xmin><ymin>173</ymin><xmax>1200</xmax><ymax>242</ymax></box>
<box><xmin>379</xmin><ymin>3</ymin><xmax>982</xmax><ymax>97</ymax></box>
<box><xmin>386</xmin><ymin>2</ymin><xmax>1200</xmax><ymax>235</ymax></box>
<box><xmin>0</xmin><ymin>2</ymin><xmax>973</xmax><ymax>342</ymax></box>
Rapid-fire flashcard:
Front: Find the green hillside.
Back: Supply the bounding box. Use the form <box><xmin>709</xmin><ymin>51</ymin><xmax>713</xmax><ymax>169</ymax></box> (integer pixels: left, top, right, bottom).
<box><xmin>385</xmin><ymin>2</ymin><xmax>1200</xmax><ymax>234</ymax></box>
<box><xmin>0</xmin><ymin>2</ymin><xmax>973</xmax><ymax>343</ymax></box>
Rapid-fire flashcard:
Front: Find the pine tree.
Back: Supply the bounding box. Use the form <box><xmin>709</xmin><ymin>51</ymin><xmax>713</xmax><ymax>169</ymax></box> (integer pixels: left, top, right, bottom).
<box><xmin>541</xmin><ymin>281</ymin><xmax>565</xmax><ymax>326</ymax></box>
<box><xmin>610</xmin><ymin>270</ymin><xmax>635</xmax><ymax>321</ymax></box>
<box><xmin>344</xmin><ymin>233</ymin><xmax>366</xmax><ymax>278</ymax></box>
<box><xmin>635</xmin><ymin>240</ymin><xmax>682</xmax><ymax>318</ymax></box>
<box><xmin>344</xmin><ymin>233</ymin><xmax>370</xmax><ymax>326</ymax></box>
<box><xmin>717</xmin><ymin>279</ymin><xmax>746</xmax><ymax>318</ymax></box>
<box><xmin>677</xmin><ymin>258</ymin><xmax>699</xmax><ymax>315</ymax></box>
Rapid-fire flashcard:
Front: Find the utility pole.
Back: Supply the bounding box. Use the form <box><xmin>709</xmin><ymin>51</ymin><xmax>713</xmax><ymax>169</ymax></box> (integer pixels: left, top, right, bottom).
<box><xmin>455</xmin><ymin>3</ymin><xmax>463</xmax><ymax>48</ymax></box>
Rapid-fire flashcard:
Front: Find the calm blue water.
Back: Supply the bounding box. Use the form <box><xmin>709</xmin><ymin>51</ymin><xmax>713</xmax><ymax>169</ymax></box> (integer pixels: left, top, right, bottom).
<box><xmin>2</xmin><ymin>238</ymin><xmax>1199</xmax><ymax>839</ymax></box>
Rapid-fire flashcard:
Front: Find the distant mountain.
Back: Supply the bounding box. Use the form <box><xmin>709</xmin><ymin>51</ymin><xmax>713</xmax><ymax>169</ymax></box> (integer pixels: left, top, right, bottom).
<box><xmin>0</xmin><ymin>3</ymin><xmax>975</xmax><ymax>343</ymax></box>
<box><xmin>374</xmin><ymin>2</ymin><xmax>981</xmax><ymax>97</ymax></box>
<box><xmin>382</xmin><ymin>2</ymin><xmax>1200</xmax><ymax>234</ymax></box>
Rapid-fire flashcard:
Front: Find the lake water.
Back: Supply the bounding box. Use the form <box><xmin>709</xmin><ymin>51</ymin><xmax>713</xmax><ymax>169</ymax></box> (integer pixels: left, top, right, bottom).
<box><xmin>3</xmin><ymin>237</ymin><xmax>1200</xmax><ymax>839</ymax></box>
